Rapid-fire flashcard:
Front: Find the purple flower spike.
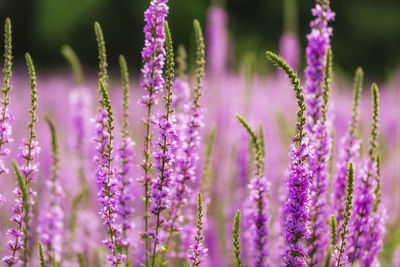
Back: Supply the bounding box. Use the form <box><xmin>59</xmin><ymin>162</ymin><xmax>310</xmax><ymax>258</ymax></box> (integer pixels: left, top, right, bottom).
<box><xmin>305</xmin><ymin>4</ymin><xmax>335</xmax><ymax>130</ymax></box>
<box><xmin>284</xmin><ymin>139</ymin><xmax>313</xmax><ymax>267</ymax></box>
<box><xmin>347</xmin><ymin>159</ymin><xmax>378</xmax><ymax>263</ymax></box>
<box><xmin>4</xmin><ymin>53</ymin><xmax>40</xmax><ymax>266</ymax></box>
<box><xmin>304</xmin><ymin>3</ymin><xmax>335</xmax><ymax>265</ymax></box>
<box><xmin>141</xmin><ymin>0</ymin><xmax>169</xmax><ymax>107</ymax></box>
<box><xmin>333</xmin><ymin>67</ymin><xmax>363</xmax><ymax>232</ymax></box>
<box><xmin>140</xmin><ymin>1</ymin><xmax>169</xmax><ymax>261</ymax></box>
<box><xmin>0</xmin><ymin>18</ymin><xmax>13</xmax><ymax>204</ymax></box>
<box><xmin>151</xmin><ymin>113</ymin><xmax>178</xmax><ymax>216</ymax></box>
<box><xmin>37</xmin><ymin>117</ymin><xmax>64</xmax><ymax>264</ymax></box>
<box><xmin>248</xmin><ymin>176</ymin><xmax>270</xmax><ymax>267</ymax></box>
<box><xmin>92</xmin><ymin>81</ymin><xmax>125</xmax><ymax>266</ymax></box>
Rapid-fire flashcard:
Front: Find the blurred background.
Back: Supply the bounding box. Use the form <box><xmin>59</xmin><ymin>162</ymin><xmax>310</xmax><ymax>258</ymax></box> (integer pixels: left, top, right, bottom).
<box><xmin>1</xmin><ymin>0</ymin><xmax>400</xmax><ymax>81</ymax></box>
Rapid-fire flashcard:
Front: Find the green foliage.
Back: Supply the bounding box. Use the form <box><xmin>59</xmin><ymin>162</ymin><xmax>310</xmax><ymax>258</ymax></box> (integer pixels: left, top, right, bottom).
<box><xmin>25</xmin><ymin>53</ymin><xmax>39</xmax><ymax>141</ymax></box>
<box><xmin>176</xmin><ymin>45</ymin><xmax>188</xmax><ymax>79</ymax></box>
<box><xmin>13</xmin><ymin>161</ymin><xmax>29</xmax><ymax>229</ymax></box>
<box><xmin>233</xmin><ymin>210</ymin><xmax>244</xmax><ymax>267</ymax></box>
<box><xmin>265</xmin><ymin>51</ymin><xmax>306</xmax><ymax>145</ymax></box>
<box><xmin>325</xmin><ymin>215</ymin><xmax>337</xmax><ymax>267</ymax></box>
<box><xmin>61</xmin><ymin>45</ymin><xmax>84</xmax><ymax>86</ymax></box>
<box><xmin>119</xmin><ymin>54</ymin><xmax>130</xmax><ymax>137</ymax></box>
<box><xmin>94</xmin><ymin>21</ymin><xmax>108</xmax><ymax>106</ymax></box>
<box><xmin>12</xmin><ymin>160</ymin><xmax>30</xmax><ymax>266</ymax></box>
<box><xmin>374</xmin><ymin>154</ymin><xmax>381</xmax><ymax>212</ymax></box>
<box><xmin>3</xmin><ymin>18</ymin><xmax>12</xmax><ymax>103</ymax></box>
<box><xmin>192</xmin><ymin>193</ymin><xmax>205</xmax><ymax>266</ymax></box>
<box><xmin>164</xmin><ymin>22</ymin><xmax>175</xmax><ymax>113</ymax></box>
<box><xmin>235</xmin><ymin>114</ymin><xmax>264</xmax><ymax>176</ymax></box>
<box><xmin>335</xmin><ymin>162</ymin><xmax>355</xmax><ymax>266</ymax></box>
<box><xmin>38</xmin><ymin>242</ymin><xmax>47</xmax><ymax>267</ymax></box>
<box><xmin>44</xmin><ymin>116</ymin><xmax>60</xmax><ymax>180</ymax></box>
<box><xmin>193</xmin><ymin>19</ymin><xmax>205</xmax><ymax>108</ymax></box>
<box><xmin>369</xmin><ymin>83</ymin><xmax>380</xmax><ymax>160</ymax></box>
<box><xmin>350</xmin><ymin>67</ymin><xmax>364</xmax><ymax>136</ymax></box>
<box><xmin>322</xmin><ymin>48</ymin><xmax>332</xmax><ymax>123</ymax></box>
<box><xmin>77</xmin><ymin>253</ymin><xmax>86</xmax><ymax>267</ymax></box>
<box><xmin>99</xmin><ymin>80</ymin><xmax>115</xmax><ymax>153</ymax></box>
<box><xmin>283</xmin><ymin>0</ymin><xmax>297</xmax><ymax>33</ymax></box>
<box><xmin>259</xmin><ymin>124</ymin><xmax>265</xmax><ymax>160</ymax></box>
<box><xmin>331</xmin><ymin>215</ymin><xmax>337</xmax><ymax>246</ymax></box>
<box><xmin>202</xmin><ymin>126</ymin><xmax>216</xmax><ymax>193</ymax></box>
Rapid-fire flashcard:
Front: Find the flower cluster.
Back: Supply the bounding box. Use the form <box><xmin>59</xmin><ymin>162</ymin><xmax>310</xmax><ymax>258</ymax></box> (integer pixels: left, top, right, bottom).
<box><xmin>333</xmin><ymin>133</ymin><xmax>360</xmax><ymax>225</ymax></box>
<box><xmin>283</xmin><ymin>138</ymin><xmax>312</xmax><ymax>267</ymax></box>
<box><xmin>247</xmin><ymin>175</ymin><xmax>270</xmax><ymax>267</ymax></box>
<box><xmin>307</xmin><ymin>121</ymin><xmax>332</xmax><ymax>265</ymax></box>
<box><xmin>37</xmin><ymin>180</ymin><xmax>65</xmax><ymax>262</ymax></box>
<box><xmin>69</xmin><ymin>87</ymin><xmax>92</xmax><ymax>153</ymax></box>
<box><xmin>304</xmin><ymin>4</ymin><xmax>335</xmax><ymax>264</ymax></box>
<box><xmin>347</xmin><ymin>159</ymin><xmax>378</xmax><ymax>263</ymax></box>
<box><xmin>151</xmin><ymin>114</ymin><xmax>178</xmax><ymax>215</ymax></box>
<box><xmin>305</xmin><ymin>4</ymin><xmax>335</xmax><ymax>129</ymax></box>
<box><xmin>140</xmin><ymin>0</ymin><xmax>169</xmax><ymax>107</ymax></box>
<box><xmin>3</xmin><ymin>129</ymin><xmax>40</xmax><ymax>266</ymax></box>
<box><xmin>0</xmin><ymin>108</ymin><xmax>13</xmax><ymax>205</ymax></box>
<box><xmin>92</xmin><ymin>109</ymin><xmax>125</xmax><ymax>265</ymax></box>
<box><xmin>118</xmin><ymin>135</ymin><xmax>135</xmax><ymax>240</ymax></box>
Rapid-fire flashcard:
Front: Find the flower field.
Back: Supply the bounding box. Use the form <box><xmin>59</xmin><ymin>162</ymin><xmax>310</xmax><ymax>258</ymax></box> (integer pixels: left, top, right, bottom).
<box><xmin>0</xmin><ymin>0</ymin><xmax>400</xmax><ymax>266</ymax></box>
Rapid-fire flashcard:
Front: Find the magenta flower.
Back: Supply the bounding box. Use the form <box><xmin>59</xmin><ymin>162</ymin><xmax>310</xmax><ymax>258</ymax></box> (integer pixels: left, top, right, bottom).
<box><xmin>347</xmin><ymin>159</ymin><xmax>378</xmax><ymax>263</ymax></box>
<box><xmin>304</xmin><ymin>4</ymin><xmax>335</xmax><ymax>264</ymax></box>
<box><xmin>3</xmin><ymin>53</ymin><xmax>39</xmax><ymax>266</ymax></box>
<box><xmin>283</xmin><ymin>138</ymin><xmax>313</xmax><ymax>267</ymax></box>
<box><xmin>333</xmin><ymin>133</ymin><xmax>360</xmax><ymax>225</ymax></box>
<box><xmin>304</xmin><ymin>4</ymin><xmax>335</xmax><ymax>129</ymax></box>
<box><xmin>37</xmin><ymin>179</ymin><xmax>65</xmax><ymax>263</ymax></box>
<box><xmin>150</xmin><ymin>113</ymin><xmax>178</xmax><ymax>215</ymax></box>
<box><xmin>140</xmin><ymin>1</ymin><xmax>169</xmax><ymax>261</ymax></box>
<box><xmin>140</xmin><ymin>0</ymin><xmax>169</xmax><ymax>107</ymax></box>
<box><xmin>247</xmin><ymin>175</ymin><xmax>270</xmax><ymax>267</ymax></box>
<box><xmin>0</xmin><ymin>18</ymin><xmax>13</xmax><ymax>204</ymax></box>
<box><xmin>92</xmin><ymin>107</ymin><xmax>125</xmax><ymax>266</ymax></box>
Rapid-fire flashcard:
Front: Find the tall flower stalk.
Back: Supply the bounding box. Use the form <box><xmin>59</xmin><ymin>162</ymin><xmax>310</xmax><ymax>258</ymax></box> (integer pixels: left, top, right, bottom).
<box><xmin>304</xmin><ymin>2</ymin><xmax>334</xmax><ymax>130</ymax></box>
<box><xmin>232</xmin><ymin>210</ymin><xmax>244</xmax><ymax>267</ymax></box>
<box><xmin>93</xmin><ymin>81</ymin><xmax>125</xmax><ymax>266</ymax></box>
<box><xmin>332</xmin><ymin>162</ymin><xmax>354</xmax><ymax>266</ymax></box>
<box><xmin>332</xmin><ymin>68</ymin><xmax>363</xmax><ymax>229</ymax></box>
<box><xmin>306</xmin><ymin>47</ymin><xmax>333</xmax><ymax>266</ymax></box>
<box><xmin>93</xmin><ymin>23</ymin><xmax>125</xmax><ymax>265</ymax></box>
<box><xmin>347</xmin><ymin>84</ymin><xmax>382</xmax><ymax>265</ymax></box>
<box><xmin>37</xmin><ymin>117</ymin><xmax>64</xmax><ymax>264</ymax></box>
<box><xmin>165</xmin><ymin>19</ymin><xmax>206</xmax><ymax>254</ymax></box>
<box><xmin>118</xmin><ymin>55</ymin><xmax>135</xmax><ymax>264</ymax></box>
<box><xmin>140</xmin><ymin>1</ymin><xmax>169</xmax><ymax>263</ymax></box>
<box><xmin>149</xmin><ymin>22</ymin><xmax>178</xmax><ymax>266</ymax></box>
<box><xmin>3</xmin><ymin>53</ymin><xmax>40</xmax><ymax>267</ymax></box>
<box><xmin>304</xmin><ymin>1</ymin><xmax>335</xmax><ymax>263</ymax></box>
<box><xmin>236</xmin><ymin>115</ymin><xmax>270</xmax><ymax>267</ymax></box>
<box><xmin>0</xmin><ymin>18</ymin><xmax>14</xmax><ymax>204</ymax></box>
<box><xmin>266</xmin><ymin>51</ymin><xmax>311</xmax><ymax>267</ymax></box>
<box><xmin>187</xmin><ymin>193</ymin><xmax>208</xmax><ymax>266</ymax></box>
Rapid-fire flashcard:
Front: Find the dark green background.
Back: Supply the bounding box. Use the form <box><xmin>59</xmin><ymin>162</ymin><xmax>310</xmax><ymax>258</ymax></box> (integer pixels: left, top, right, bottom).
<box><xmin>1</xmin><ymin>0</ymin><xmax>399</xmax><ymax>81</ymax></box>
